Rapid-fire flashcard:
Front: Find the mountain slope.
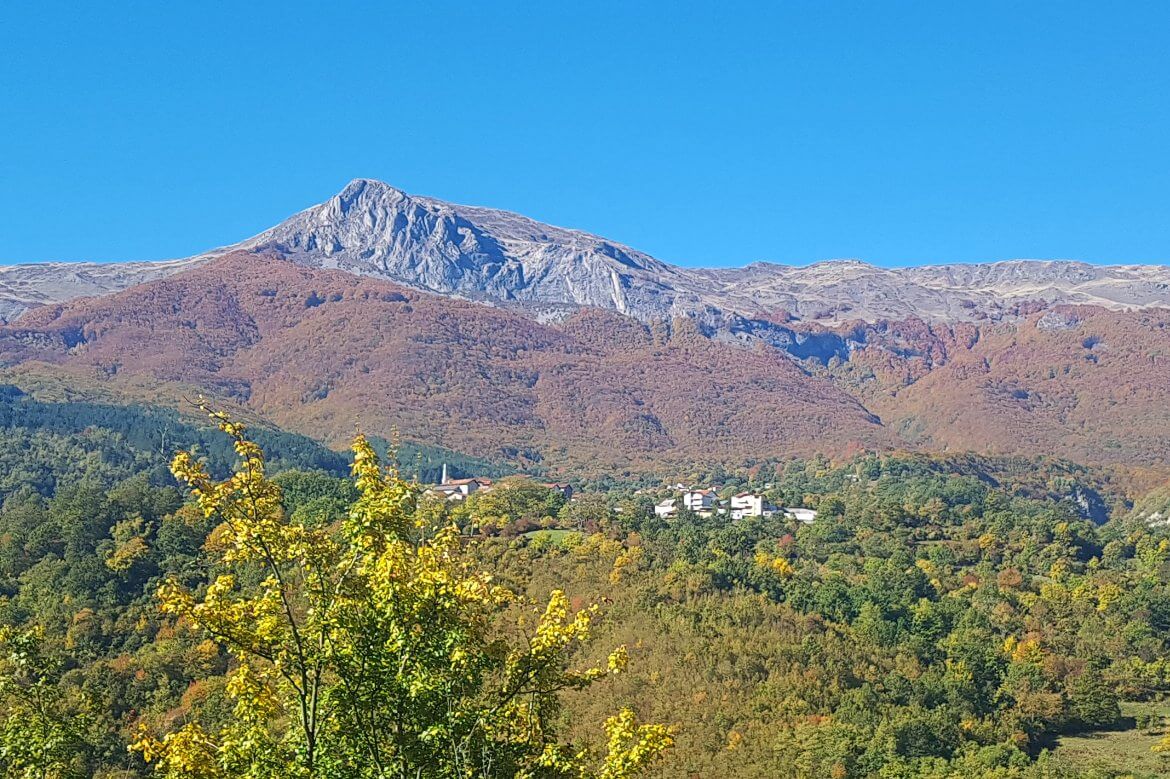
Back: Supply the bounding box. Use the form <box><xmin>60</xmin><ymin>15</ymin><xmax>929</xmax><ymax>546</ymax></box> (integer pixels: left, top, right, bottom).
<box><xmin>4</xmin><ymin>179</ymin><xmax>1169</xmax><ymax>329</ymax></box>
<box><xmin>0</xmin><ymin>259</ymin><xmax>200</xmax><ymax>323</ymax></box>
<box><xmin>218</xmin><ymin>178</ymin><xmax>697</xmax><ymax>320</ymax></box>
<box><xmin>794</xmin><ymin>307</ymin><xmax>1170</xmax><ymax>473</ymax></box>
<box><xmin>209</xmin><ymin>178</ymin><xmax>1170</xmax><ymax>325</ymax></box>
<box><xmin>0</xmin><ymin>252</ymin><xmax>895</xmax><ymax>474</ymax></box>
<box><xmin>2</xmin><ymin>179</ymin><xmax>1169</xmax><ymax>478</ymax></box>
<box><xmin>4</xmin><ymin>249</ymin><xmax>1170</xmax><ymax>476</ymax></box>
<box><xmin>851</xmin><ymin>307</ymin><xmax>1170</xmax><ymax>467</ymax></box>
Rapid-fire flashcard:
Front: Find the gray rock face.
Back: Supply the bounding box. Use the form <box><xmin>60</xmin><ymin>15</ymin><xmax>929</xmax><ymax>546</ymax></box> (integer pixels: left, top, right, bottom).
<box><xmin>219</xmin><ymin>179</ymin><xmax>1170</xmax><ymax>325</ymax></box>
<box><xmin>5</xmin><ymin>178</ymin><xmax>1170</xmax><ymax>325</ymax></box>
<box><xmin>0</xmin><ymin>259</ymin><xmax>202</xmax><ymax>323</ymax></box>
<box><xmin>222</xmin><ymin>178</ymin><xmax>695</xmax><ymax>319</ymax></box>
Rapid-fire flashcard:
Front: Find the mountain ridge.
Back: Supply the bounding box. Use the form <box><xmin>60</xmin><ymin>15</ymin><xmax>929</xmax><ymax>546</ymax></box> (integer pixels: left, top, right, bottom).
<box><xmin>1</xmin><ymin>249</ymin><xmax>1169</xmax><ymax>480</ymax></box>
<box><xmin>2</xmin><ymin>178</ymin><xmax>1168</xmax><ymax>326</ymax></box>
<box><xmin>0</xmin><ymin>252</ymin><xmax>896</xmax><ymax>474</ymax></box>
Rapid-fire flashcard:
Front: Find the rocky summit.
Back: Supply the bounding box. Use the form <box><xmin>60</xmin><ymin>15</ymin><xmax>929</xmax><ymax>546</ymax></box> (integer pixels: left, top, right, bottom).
<box><xmin>3</xmin><ymin>178</ymin><xmax>1168</xmax><ymax>327</ymax></box>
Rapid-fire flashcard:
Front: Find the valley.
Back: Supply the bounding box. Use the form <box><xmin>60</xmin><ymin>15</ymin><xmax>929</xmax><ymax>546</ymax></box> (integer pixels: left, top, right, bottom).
<box><xmin>0</xmin><ymin>180</ymin><xmax>1168</xmax><ymax>779</ymax></box>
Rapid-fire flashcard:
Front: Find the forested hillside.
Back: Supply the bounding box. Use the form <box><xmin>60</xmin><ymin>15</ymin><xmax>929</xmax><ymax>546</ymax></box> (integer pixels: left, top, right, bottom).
<box><xmin>3</xmin><ymin>251</ymin><xmax>1170</xmax><ymax>483</ymax></box>
<box><xmin>0</xmin><ymin>409</ymin><xmax>1167</xmax><ymax>777</ymax></box>
<box><xmin>9</xmin><ymin>3</ymin><xmax>1170</xmax><ymax>777</ymax></box>
<box><xmin>0</xmin><ymin>253</ymin><xmax>894</xmax><ymax>474</ymax></box>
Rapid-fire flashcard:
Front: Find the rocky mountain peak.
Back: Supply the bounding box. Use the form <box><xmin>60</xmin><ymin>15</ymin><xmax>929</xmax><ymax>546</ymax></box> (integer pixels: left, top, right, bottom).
<box><xmin>3</xmin><ymin>179</ymin><xmax>1170</xmax><ymax>326</ymax></box>
<box><xmin>214</xmin><ymin>179</ymin><xmax>689</xmax><ymax>317</ymax></box>
<box><xmin>330</xmin><ymin>177</ymin><xmax>411</xmax><ymax>216</ymax></box>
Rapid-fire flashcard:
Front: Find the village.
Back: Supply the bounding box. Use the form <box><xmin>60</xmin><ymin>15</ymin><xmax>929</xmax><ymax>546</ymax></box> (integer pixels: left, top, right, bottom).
<box><xmin>426</xmin><ymin>465</ymin><xmax>573</xmax><ymax>502</ymax></box>
<box><xmin>426</xmin><ymin>466</ymin><xmax>817</xmax><ymax>525</ymax></box>
<box><xmin>649</xmin><ymin>489</ymin><xmax>817</xmax><ymax>523</ymax></box>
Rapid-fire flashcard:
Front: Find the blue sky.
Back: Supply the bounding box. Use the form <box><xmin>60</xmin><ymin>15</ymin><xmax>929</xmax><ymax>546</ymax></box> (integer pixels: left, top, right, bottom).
<box><xmin>2</xmin><ymin>1</ymin><xmax>1168</xmax><ymax>267</ymax></box>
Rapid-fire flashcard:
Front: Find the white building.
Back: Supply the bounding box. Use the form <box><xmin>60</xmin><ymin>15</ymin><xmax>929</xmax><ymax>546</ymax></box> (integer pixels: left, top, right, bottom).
<box><xmin>654</xmin><ymin>498</ymin><xmax>678</xmax><ymax>518</ymax></box>
<box><xmin>430</xmin><ymin>477</ymin><xmax>493</xmax><ymax>502</ymax></box>
<box><xmin>784</xmin><ymin>507</ymin><xmax>818</xmax><ymax>524</ymax></box>
<box><xmin>729</xmin><ymin>493</ymin><xmax>777</xmax><ymax>520</ymax></box>
<box><xmin>681</xmin><ymin>489</ymin><xmax>717</xmax><ymax>513</ymax></box>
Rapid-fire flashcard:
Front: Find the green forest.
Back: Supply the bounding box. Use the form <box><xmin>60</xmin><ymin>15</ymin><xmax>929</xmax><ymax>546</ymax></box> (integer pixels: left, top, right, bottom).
<box><xmin>0</xmin><ymin>401</ymin><xmax>1168</xmax><ymax>778</ymax></box>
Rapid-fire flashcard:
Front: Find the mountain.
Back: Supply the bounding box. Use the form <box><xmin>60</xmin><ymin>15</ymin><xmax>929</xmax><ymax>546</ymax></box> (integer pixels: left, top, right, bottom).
<box><xmin>0</xmin><ymin>252</ymin><xmax>894</xmax><ymax>474</ymax></box>
<box><xmin>213</xmin><ymin>179</ymin><xmax>1170</xmax><ymax>327</ymax></box>
<box><xmin>0</xmin><ymin>259</ymin><xmax>199</xmax><ymax>323</ymax></box>
<box><xmin>3</xmin><ymin>249</ymin><xmax>1169</xmax><ymax>480</ymax></box>
<box><xmin>1</xmin><ymin>179</ymin><xmax>1169</xmax><ymax>481</ymax></box>
<box><xmin>820</xmin><ymin>307</ymin><xmax>1170</xmax><ymax>470</ymax></box>
<box><xmin>3</xmin><ymin>179</ymin><xmax>1168</xmax><ymax>327</ymax></box>
<box><xmin>217</xmin><ymin>178</ymin><xmax>693</xmax><ymax>321</ymax></box>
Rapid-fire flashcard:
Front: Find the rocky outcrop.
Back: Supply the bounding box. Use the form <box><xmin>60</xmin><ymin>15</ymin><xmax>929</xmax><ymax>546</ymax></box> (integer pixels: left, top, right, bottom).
<box><xmin>220</xmin><ymin>178</ymin><xmax>695</xmax><ymax>320</ymax></box>
<box><xmin>0</xmin><ymin>259</ymin><xmax>201</xmax><ymax>323</ymax></box>
<box><xmin>215</xmin><ymin>179</ymin><xmax>1170</xmax><ymax>326</ymax></box>
<box><xmin>6</xmin><ymin>178</ymin><xmax>1170</xmax><ymax>327</ymax></box>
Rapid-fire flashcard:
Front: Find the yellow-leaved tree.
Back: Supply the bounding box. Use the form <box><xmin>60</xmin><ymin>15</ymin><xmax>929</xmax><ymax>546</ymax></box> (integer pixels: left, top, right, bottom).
<box><xmin>132</xmin><ymin>407</ymin><xmax>671</xmax><ymax>779</ymax></box>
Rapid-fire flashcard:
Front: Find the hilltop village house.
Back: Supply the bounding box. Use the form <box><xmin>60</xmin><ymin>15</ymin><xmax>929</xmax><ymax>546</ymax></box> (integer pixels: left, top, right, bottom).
<box><xmin>541</xmin><ymin>482</ymin><xmax>574</xmax><ymax>500</ymax></box>
<box><xmin>785</xmin><ymin>507</ymin><xmax>818</xmax><ymax>524</ymax></box>
<box><xmin>653</xmin><ymin>486</ymin><xmax>817</xmax><ymax>524</ymax></box>
<box><xmin>729</xmin><ymin>492</ymin><xmax>777</xmax><ymax>520</ymax></box>
<box><xmin>426</xmin><ymin>466</ymin><xmax>574</xmax><ymax>503</ymax></box>
<box><xmin>653</xmin><ymin>499</ymin><xmax>678</xmax><ymax>519</ymax></box>
<box><xmin>430</xmin><ymin>477</ymin><xmax>494</xmax><ymax>502</ymax></box>
<box><xmin>655</xmin><ymin>489</ymin><xmax>721</xmax><ymax>519</ymax></box>
<box><xmin>682</xmin><ymin>489</ymin><xmax>718</xmax><ymax>513</ymax></box>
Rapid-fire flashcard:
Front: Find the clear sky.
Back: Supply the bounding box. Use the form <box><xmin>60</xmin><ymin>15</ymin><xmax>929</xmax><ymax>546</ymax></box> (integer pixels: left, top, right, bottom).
<box><xmin>2</xmin><ymin>1</ymin><xmax>1168</xmax><ymax>267</ymax></box>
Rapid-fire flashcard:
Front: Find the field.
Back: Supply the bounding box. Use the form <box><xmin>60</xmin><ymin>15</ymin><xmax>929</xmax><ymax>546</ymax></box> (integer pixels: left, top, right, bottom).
<box><xmin>519</xmin><ymin>528</ymin><xmax>584</xmax><ymax>546</ymax></box>
<box><xmin>1054</xmin><ymin>701</ymin><xmax>1170</xmax><ymax>778</ymax></box>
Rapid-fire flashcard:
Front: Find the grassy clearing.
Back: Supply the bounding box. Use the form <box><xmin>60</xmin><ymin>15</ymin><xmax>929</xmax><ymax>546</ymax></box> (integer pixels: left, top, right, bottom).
<box><xmin>1053</xmin><ymin>701</ymin><xmax>1170</xmax><ymax>778</ymax></box>
<box><xmin>520</xmin><ymin>528</ymin><xmax>583</xmax><ymax>546</ymax></box>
